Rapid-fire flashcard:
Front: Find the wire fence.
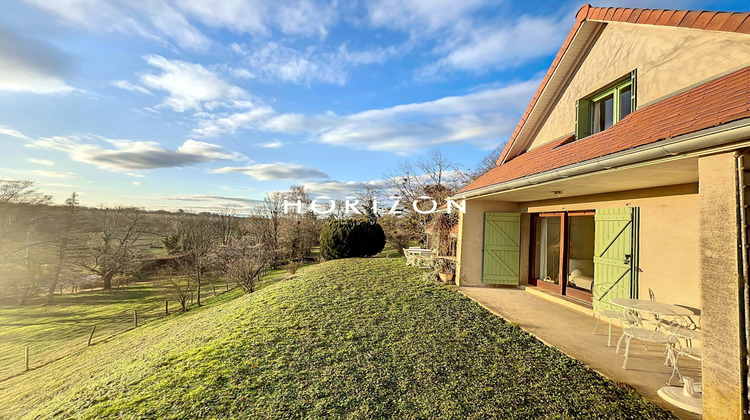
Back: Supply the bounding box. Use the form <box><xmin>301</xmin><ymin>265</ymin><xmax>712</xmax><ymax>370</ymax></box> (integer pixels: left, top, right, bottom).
<box><xmin>0</xmin><ymin>280</ymin><xmax>237</xmax><ymax>382</ymax></box>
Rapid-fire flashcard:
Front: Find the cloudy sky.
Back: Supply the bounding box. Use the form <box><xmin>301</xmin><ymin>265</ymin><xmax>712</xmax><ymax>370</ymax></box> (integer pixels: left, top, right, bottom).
<box><xmin>0</xmin><ymin>0</ymin><xmax>745</xmax><ymax>212</ymax></box>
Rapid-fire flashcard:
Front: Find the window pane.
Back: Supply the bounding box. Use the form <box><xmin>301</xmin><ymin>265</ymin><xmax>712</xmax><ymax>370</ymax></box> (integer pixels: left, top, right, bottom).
<box><xmin>620</xmin><ymin>86</ymin><xmax>632</xmax><ymax>120</ymax></box>
<box><xmin>603</xmin><ymin>95</ymin><xmax>613</xmax><ymax>130</ymax></box>
<box><xmin>567</xmin><ymin>216</ymin><xmax>595</xmax><ymax>292</ymax></box>
<box><xmin>591</xmin><ymin>94</ymin><xmax>614</xmax><ymax>134</ymax></box>
<box><xmin>534</xmin><ymin>216</ymin><xmax>561</xmax><ymax>284</ymax></box>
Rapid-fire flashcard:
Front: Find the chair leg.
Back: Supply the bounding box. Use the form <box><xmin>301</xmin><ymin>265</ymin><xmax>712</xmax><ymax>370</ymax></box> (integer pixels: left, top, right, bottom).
<box><xmin>607</xmin><ymin>321</ymin><xmax>612</xmax><ymax>347</ymax></box>
<box><xmin>622</xmin><ymin>336</ymin><xmax>632</xmax><ymax>369</ymax></box>
<box><xmin>616</xmin><ymin>333</ymin><xmax>626</xmax><ymax>354</ymax></box>
<box><xmin>593</xmin><ymin>315</ymin><xmax>600</xmax><ymax>334</ymax></box>
<box><xmin>668</xmin><ymin>352</ymin><xmax>682</xmax><ymax>385</ymax></box>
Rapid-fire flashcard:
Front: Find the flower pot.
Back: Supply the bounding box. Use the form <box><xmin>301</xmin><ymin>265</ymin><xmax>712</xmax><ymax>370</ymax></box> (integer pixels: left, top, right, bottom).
<box><xmin>438</xmin><ymin>272</ymin><xmax>455</xmax><ymax>283</ymax></box>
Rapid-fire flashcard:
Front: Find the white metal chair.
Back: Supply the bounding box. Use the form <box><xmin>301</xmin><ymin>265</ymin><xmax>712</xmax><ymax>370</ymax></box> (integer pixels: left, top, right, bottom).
<box><xmin>616</xmin><ymin>305</ymin><xmax>684</xmax><ymax>370</ymax></box>
<box><xmin>665</xmin><ymin>322</ymin><xmax>702</xmax><ymax>385</ymax></box>
<box><xmin>592</xmin><ymin>283</ymin><xmax>637</xmax><ymax>346</ymax></box>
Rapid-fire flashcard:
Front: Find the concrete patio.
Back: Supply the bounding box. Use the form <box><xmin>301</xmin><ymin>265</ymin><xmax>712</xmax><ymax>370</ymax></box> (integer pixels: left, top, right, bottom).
<box><xmin>460</xmin><ymin>285</ymin><xmax>702</xmax><ymax>419</ymax></box>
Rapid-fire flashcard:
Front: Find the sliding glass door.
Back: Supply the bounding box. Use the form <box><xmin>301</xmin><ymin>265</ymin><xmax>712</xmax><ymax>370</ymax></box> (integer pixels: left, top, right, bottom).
<box><xmin>530</xmin><ymin>212</ymin><xmax>594</xmax><ymax>302</ymax></box>
<box><xmin>531</xmin><ymin>213</ymin><xmax>563</xmax><ymax>293</ymax></box>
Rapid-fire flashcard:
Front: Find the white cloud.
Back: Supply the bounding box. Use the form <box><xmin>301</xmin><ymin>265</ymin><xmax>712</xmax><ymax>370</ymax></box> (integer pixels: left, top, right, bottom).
<box><xmin>299</xmin><ymin>180</ymin><xmax>384</xmax><ymax>199</ymax></box>
<box><xmin>30</xmin><ymin>170</ymin><xmax>77</xmax><ymax>178</ymax></box>
<box><xmin>275</xmin><ymin>0</ymin><xmax>336</xmax><ymax>39</ymax></box>
<box><xmin>365</xmin><ymin>0</ymin><xmax>571</xmax><ymax>77</ymax></box>
<box><xmin>0</xmin><ymin>125</ymin><xmax>33</xmax><ymax>140</ymax></box>
<box><xmin>210</xmin><ymin>163</ymin><xmax>329</xmax><ymax>180</ymax></box>
<box><xmin>367</xmin><ymin>0</ymin><xmax>489</xmax><ymax>33</ymax></box>
<box><xmin>138</xmin><ymin>55</ymin><xmax>246</xmax><ymax>112</ymax></box>
<box><xmin>423</xmin><ymin>15</ymin><xmax>570</xmax><ymax>75</ymax></box>
<box><xmin>24</xmin><ymin>0</ymin><xmax>210</xmax><ymax>50</ymax></box>
<box><xmin>27</xmin><ymin>158</ymin><xmax>54</xmax><ymax>166</ymax></box>
<box><xmin>257</xmin><ymin>140</ymin><xmax>283</xmax><ymax>148</ymax></box>
<box><xmin>192</xmin><ymin>106</ymin><xmax>276</xmax><ymax>138</ymax></box>
<box><xmin>166</xmin><ymin>193</ymin><xmax>262</xmax><ymax>206</ymax></box>
<box><xmin>24</xmin><ymin>0</ymin><xmax>339</xmax><ymax>51</ymax></box>
<box><xmin>28</xmin><ymin>136</ymin><xmax>246</xmax><ymax>171</ymax></box>
<box><xmin>0</xmin><ymin>27</ymin><xmax>74</xmax><ymax>94</ymax></box>
<box><xmin>132</xmin><ymin>181</ymin><xmax>142</xmax><ymax>186</ymax></box>
<box><xmin>112</xmin><ymin>80</ymin><xmax>152</xmax><ymax>95</ymax></box>
<box><xmin>244</xmin><ymin>42</ymin><xmax>346</xmax><ymax>85</ymax></box>
<box><xmin>126</xmin><ymin>172</ymin><xmax>146</xmax><ymax>178</ymax></box>
<box><xmin>193</xmin><ymin>78</ymin><xmax>539</xmax><ymax>152</ymax></box>
<box><xmin>235</xmin><ymin>42</ymin><xmax>397</xmax><ymax>86</ymax></box>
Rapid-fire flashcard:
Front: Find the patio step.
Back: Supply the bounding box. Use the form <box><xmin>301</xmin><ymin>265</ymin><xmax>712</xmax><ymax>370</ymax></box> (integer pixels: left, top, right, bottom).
<box><xmin>522</xmin><ymin>286</ymin><xmax>595</xmax><ymax>317</ymax></box>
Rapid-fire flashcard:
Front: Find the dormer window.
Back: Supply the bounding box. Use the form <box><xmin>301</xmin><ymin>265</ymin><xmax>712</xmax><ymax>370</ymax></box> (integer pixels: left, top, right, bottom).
<box><xmin>576</xmin><ymin>71</ymin><xmax>636</xmax><ymax>139</ymax></box>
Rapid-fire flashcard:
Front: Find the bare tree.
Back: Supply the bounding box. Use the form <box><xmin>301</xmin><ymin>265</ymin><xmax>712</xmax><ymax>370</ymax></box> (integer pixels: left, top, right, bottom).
<box><xmin>46</xmin><ymin>192</ymin><xmax>81</xmax><ymax>302</ymax></box>
<box><xmin>0</xmin><ymin>180</ymin><xmax>52</xmax><ymax>303</ymax></box>
<box><xmin>178</xmin><ymin>214</ymin><xmax>217</xmax><ymax>306</ymax></box>
<box><xmin>471</xmin><ymin>144</ymin><xmax>506</xmax><ymax>180</ymax></box>
<box><xmin>281</xmin><ymin>186</ymin><xmax>320</xmax><ymax>262</ymax></box>
<box><xmin>215</xmin><ymin>236</ymin><xmax>272</xmax><ymax>293</ymax></box>
<box><xmin>259</xmin><ymin>192</ymin><xmax>285</xmax><ymax>265</ymax></box>
<box><xmin>218</xmin><ymin>205</ymin><xmax>238</xmax><ymax>246</ymax></box>
<box><xmin>0</xmin><ymin>180</ymin><xmax>51</xmax><ymax>265</ymax></box>
<box><xmin>79</xmin><ymin>207</ymin><xmax>146</xmax><ymax>290</ymax></box>
<box><xmin>162</xmin><ymin>267</ymin><xmax>195</xmax><ymax>312</ymax></box>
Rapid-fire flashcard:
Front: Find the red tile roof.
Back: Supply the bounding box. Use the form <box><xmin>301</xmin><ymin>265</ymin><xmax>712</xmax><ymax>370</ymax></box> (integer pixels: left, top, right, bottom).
<box><xmin>460</xmin><ymin>66</ymin><xmax>750</xmax><ymax>194</ymax></box>
<box><xmin>497</xmin><ymin>4</ymin><xmax>750</xmax><ymax>165</ymax></box>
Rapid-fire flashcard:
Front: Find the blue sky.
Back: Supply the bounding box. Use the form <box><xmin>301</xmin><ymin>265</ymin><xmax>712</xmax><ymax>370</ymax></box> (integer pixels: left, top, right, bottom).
<box><xmin>0</xmin><ymin>0</ymin><xmax>747</xmax><ymax>212</ymax></box>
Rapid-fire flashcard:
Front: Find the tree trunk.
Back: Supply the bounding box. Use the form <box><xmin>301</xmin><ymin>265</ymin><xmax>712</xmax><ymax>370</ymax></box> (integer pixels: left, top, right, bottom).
<box><xmin>196</xmin><ymin>281</ymin><xmax>201</xmax><ymax>306</ymax></box>
<box><xmin>102</xmin><ymin>273</ymin><xmax>114</xmax><ymax>290</ymax></box>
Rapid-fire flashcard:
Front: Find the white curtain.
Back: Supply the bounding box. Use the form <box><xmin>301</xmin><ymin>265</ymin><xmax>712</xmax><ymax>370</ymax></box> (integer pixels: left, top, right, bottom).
<box><xmin>539</xmin><ymin>218</ymin><xmax>547</xmax><ymax>279</ymax></box>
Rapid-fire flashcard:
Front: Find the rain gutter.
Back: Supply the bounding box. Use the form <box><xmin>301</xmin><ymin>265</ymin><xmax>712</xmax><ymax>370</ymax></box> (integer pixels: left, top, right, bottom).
<box><xmin>453</xmin><ymin>118</ymin><xmax>750</xmax><ymax>201</ymax></box>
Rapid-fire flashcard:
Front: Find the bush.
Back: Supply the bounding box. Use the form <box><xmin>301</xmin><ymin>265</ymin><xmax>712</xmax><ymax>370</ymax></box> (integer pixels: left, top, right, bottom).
<box><xmin>286</xmin><ymin>261</ymin><xmax>302</xmax><ymax>274</ymax></box>
<box><xmin>319</xmin><ymin>220</ymin><xmax>386</xmax><ymax>260</ymax></box>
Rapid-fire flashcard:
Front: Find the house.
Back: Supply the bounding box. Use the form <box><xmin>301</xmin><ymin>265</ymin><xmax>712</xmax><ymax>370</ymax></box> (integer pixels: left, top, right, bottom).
<box><xmin>452</xmin><ymin>5</ymin><xmax>750</xmax><ymax>419</ymax></box>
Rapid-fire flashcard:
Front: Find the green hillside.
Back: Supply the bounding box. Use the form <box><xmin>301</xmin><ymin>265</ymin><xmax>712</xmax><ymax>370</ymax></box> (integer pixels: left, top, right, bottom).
<box><xmin>0</xmin><ymin>259</ymin><xmax>672</xmax><ymax>419</ymax></box>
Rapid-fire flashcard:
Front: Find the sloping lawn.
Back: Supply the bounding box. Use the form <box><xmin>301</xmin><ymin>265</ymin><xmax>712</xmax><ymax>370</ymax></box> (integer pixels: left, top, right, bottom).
<box><xmin>0</xmin><ymin>259</ymin><xmax>672</xmax><ymax>419</ymax></box>
<box><xmin>0</xmin><ymin>270</ymin><xmax>285</xmax><ymax>381</ymax></box>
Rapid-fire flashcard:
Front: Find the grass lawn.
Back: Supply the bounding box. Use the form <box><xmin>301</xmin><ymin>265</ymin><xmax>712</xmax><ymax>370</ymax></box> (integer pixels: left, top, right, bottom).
<box><xmin>0</xmin><ymin>259</ymin><xmax>672</xmax><ymax>419</ymax></box>
<box><xmin>0</xmin><ymin>269</ymin><xmax>286</xmax><ymax>381</ymax></box>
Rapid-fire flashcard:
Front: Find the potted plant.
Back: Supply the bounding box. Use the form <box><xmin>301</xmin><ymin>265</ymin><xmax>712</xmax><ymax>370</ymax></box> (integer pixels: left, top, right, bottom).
<box><xmin>432</xmin><ymin>257</ymin><xmax>456</xmax><ymax>283</ymax></box>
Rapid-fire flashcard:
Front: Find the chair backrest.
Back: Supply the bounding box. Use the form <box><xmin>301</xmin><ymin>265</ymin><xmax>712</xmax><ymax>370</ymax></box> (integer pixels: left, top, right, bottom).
<box><xmin>591</xmin><ymin>283</ymin><xmax>622</xmax><ymax>314</ymax></box>
<box><xmin>630</xmin><ymin>303</ymin><xmax>696</xmax><ymax>341</ymax></box>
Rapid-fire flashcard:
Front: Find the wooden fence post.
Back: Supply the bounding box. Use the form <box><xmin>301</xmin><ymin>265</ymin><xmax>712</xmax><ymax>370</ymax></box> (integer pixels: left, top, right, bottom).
<box><xmin>133</xmin><ymin>310</ymin><xmax>138</xmax><ymax>327</ymax></box>
<box><xmin>24</xmin><ymin>346</ymin><xmax>29</xmax><ymax>371</ymax></box>
<box><xmin>213</xmin><ymin>285</ymin><xmax>216</xmax><ymax>296</ymax></box>
<box><xmin>165</xmin><ymin>300</ymin><xmax>169</xmax><ymax>315</ymax></box>
<box><xmin>88</xmin><ymin>326</ymin><xmax>96</xmax><ymax>346</ymax></box>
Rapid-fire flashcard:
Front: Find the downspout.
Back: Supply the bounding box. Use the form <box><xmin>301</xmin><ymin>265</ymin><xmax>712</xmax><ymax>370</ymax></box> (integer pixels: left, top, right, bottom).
<box><xmin>736</xmin><ymin>152</ymin><xmax>750</xmax><ymax>417</ymax></box>
<box><xmin>454</xmin><ymin>120</ymin><xmax>750</xmax><ymax>200</ymax></box>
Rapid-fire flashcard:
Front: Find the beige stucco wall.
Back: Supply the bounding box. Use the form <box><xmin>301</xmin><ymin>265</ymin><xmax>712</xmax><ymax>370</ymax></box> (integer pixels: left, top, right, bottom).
<box><xmin>698</xmin><ymin>152</ymin><xmax>745</xmax><ymax>420</ymax></box>
<box><xmin>529</xmin><ymin>23</ymin><xmax>750</xmax><ymax>150</ymax></box>
<box><xmin>455</xmin><ymin>200</ymin><xmax>520</xmax><ymax>287</ymax></box>
<box><xmin>456</xmin><ymin>184</ymin><xmax>702</xmax><ymax>310</ymax></box>
<box><xmin>523</xmin><ymin>184</ymin><xmax>701</xmax><ymax>309</ymax></box>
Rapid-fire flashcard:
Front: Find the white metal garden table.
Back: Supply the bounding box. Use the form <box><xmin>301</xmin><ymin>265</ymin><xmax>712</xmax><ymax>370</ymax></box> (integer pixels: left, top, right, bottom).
<box><xmin>610</xmin><ymin>299</ymin><xmax>697</xmax><ymax>317</ymax></box>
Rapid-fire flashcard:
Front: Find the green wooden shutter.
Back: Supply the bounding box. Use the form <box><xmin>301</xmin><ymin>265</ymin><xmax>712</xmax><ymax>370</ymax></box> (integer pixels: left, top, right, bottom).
<box><xmin>593</xmin><ymin>207</ymin><xmax>639</xmax><ymax>310</ymax></box>
<box><xmin>482</xmin><ymin>212</ymin><xmax>521</xmax><ymax>285</ymax></box>
<box><xmin>575</xmin><ymin>99</ymin><xmax>591</xmax><ymax>139</ymax></box>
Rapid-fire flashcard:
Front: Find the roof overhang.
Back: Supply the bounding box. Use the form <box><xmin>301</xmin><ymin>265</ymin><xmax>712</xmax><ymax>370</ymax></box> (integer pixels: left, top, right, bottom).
<box><xmin>453</xmin><ymin>118</ymin><xmax>750</xmax><ymax>202</ymax></box>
